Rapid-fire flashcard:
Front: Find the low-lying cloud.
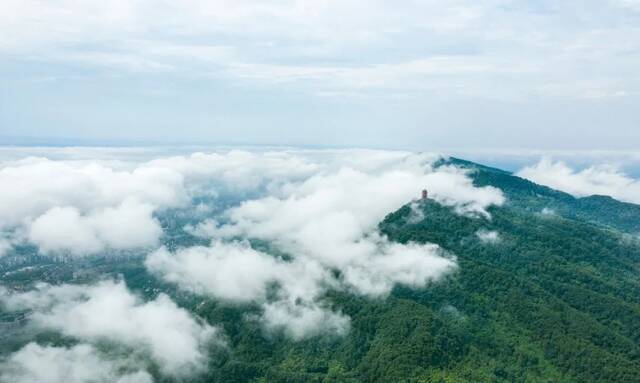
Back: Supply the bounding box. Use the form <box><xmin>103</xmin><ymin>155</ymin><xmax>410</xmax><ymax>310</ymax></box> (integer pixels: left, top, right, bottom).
<box><xmin>517</xmin><ymin>158</ymin><xmax>640</xmax><ymax>204</ymax></box>
<box><xmin>147</xmin><ymin>151</ymin><xmax>504</xmax><ymax>338</ymax></box>
<box><xmin>0</xmin><ymin>157</ymin><xmax>186</xmax><ymax>255</ymax></box>
<box><xmin>0</xmin><ymin>280</ymin><xmax>217</xmax><ymax>377</ymax></box>
<box><xmin>0</xmin><ymin>237</ymin><xmax>10</xmax><ymax>258</ymax></box>
<box><xmin>28</xmin><ymin>199</ymin><xmax>161</xmax><ymax>255</ymax></box>
<box><xmin>0</xmin><ymin>149</ymin><xmax>503</xmax><ymax>256</ymax></box>
<box><xmin>0</xmin><ymin>343</ymin><xmax>153</xmax><ymax>383</ymax></box>
<box><xmin>1</xmin><ymin>148</ymin><xmax>506</xmax><ymax>340</ymax></box>
<box><xmin>476</xmin><ymin>229</ymin><xmax>501</xmax><ymax>244</ymax></box>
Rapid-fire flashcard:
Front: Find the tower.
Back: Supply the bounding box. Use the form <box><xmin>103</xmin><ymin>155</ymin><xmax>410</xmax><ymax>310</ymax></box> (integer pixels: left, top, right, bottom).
<box><xmin>421</xmin><ymin>189</ymin><xmax>428</xmax><ymax>201</ymax></box>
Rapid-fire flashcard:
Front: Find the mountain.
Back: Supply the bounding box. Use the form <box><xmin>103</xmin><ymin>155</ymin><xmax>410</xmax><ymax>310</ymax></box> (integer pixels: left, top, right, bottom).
<box><xmin>378</xmin><ymin>190</ymin><xmax>640</xmax><ymax>381</ymax></box>
<box><xmin>442</xmin><ymin>157</ymin><xmax>640</xmax><ymax>234</ymax></box>
<box><xmin>189</xmin><ymin>158</ymin><xmax>640</xmax><ymax>382</ymax></box>
<box><xmin>1</xmin><ymin>158</ymin><xmax>639</xmax><ymax>383</ymax></box>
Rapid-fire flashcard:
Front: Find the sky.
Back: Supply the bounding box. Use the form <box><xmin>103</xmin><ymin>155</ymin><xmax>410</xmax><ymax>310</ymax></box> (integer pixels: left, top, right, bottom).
<box><xmin>1</xmin><ymin>0</ymin><xmax>639</xmax><ymax>150</ymax></box>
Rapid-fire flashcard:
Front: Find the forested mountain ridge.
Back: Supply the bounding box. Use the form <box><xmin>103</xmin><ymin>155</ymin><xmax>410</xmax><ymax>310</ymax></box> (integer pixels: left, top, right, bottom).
<box><xmin>373</xmin><ymin>159</ymin><xmax>640</xmax><ymax>382</ymax></box>
<box><xmin>441</xmin><ymin>157</ymin><xmax>640</xmax><ymax>233</ymax></box>
<box><xmin>203</xmin><ymin>159</ymin><xmax>640</xmax><ymax>382</ymax></box>
<box><xmin>1</xmin><ymin>158</ymin><xmax>639</xmax><ymax>383</ymax></box>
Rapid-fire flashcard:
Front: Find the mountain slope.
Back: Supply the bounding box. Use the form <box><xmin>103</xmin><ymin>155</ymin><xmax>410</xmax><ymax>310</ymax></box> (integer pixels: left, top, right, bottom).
<box><xmin>1</xmin><ymin>158</ymin><xmax>639</xmax><ymax>383</ymax></box>
<box><xmin>442</xmin><ymin>157</ymin><xmax>640</xmax><ymax>234</ymax></box>
<box><xmin>379</xmin><ymin>199</ymin><xmax>640</xmax><ymax>382</ymax></box>
<box><xmin>197</xmin><ymin>159</ymin><xmax>640</xmax><ymax>382</ymax></box>
<box><xmin>372</xmin><ymin>159</ymin><xmax>640</xmax><ymax>382</ymax></box>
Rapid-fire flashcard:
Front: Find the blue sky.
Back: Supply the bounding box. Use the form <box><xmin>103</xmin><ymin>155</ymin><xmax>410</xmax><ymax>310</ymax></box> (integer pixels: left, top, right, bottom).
<box><xmin>1</xmin><ymin>0</ymin><xmax>639</xmax><ymax>150</ymax></box>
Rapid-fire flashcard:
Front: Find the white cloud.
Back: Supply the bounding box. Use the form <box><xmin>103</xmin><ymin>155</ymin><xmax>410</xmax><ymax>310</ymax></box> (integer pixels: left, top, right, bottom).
<box><xmin>476</xmin><ymin>229</ymin><xmax>501</xmax><ymax>244</ymax></box>
<box><xmin>424</xmin><ymin>165</ymin><xmax>506</xmax><ymax>217</ymax></box>
<box><xmin>226</xmin><ymin>56</ymin><xmax>511</xmax><ymax>92</ymax></box>
<box><xmin>145</xmin><ymin>150</ymin><xmax>320</xmax><ymax>195</ymax></box>
<box><xmin>1</xmin><ymin>148</ymin><xmax>504</xmax><ymax>339</ymax></box>
<box><xmin>0</xmin><ymin>237</ymin><xmax>10</xmax><ymax>257</ymax></box>
<box><xmin>613</xmin><ymin>0</ymin><xmax>640</xmax><ymax>11</ymax></box>
<box><xmin>0</xmin><ymin>157</ymin><xmax>185</xmax><ymax>228</ymax></box>
<box><xmin>147</xmin><ymin>151</ymin><xmax>503</xmax><ymax>338</ymax></box>
<box><xmin>0</xmin><ymin>157</ymin><xmax>186</xmax><ymax>255</ymax></box>
<box><xmin>539</xmin><ymin>207</ymin><xmax>557</xmax><ymax>217</ymax></box>
<box><xmin>146</xmin><ymin>242</ymin><xmax>285</xmax><ymax>302</ymax></box>
<box><xmin>1</xmin><ymin>149</ymin><xmax>504</xmax><ymax>257</ymax></box>
<box><xmin>0</xmin><ymin>280</ymin><xmax>218</xmax><ymax>377</ymax></box>
<box><xmin>28</xmin><ymin>199</ymin><xmax>162</xmax><ymax>256</ymax></box>
<box><xmin>0</xmin><ymin>150</ymin><xmax>318</xmax><ymax>255</ymax></box>
<box><xmin>0</xmin><ymin>149</ymin><xmax>312</xmax><ymax>255</ymax></box>
<box><xmin>406</xmin><ymin>201</ymin><xmax>426</xmax><ymax>224</ymax></box>
<box><xmin>3</xmin><ymin>1</ymin><xmax>640</xmax><ymax>99</ymax></box>
<box><xmin>0</xmin><ymin>1</ymin><xmax>485</xmax><ymax>56</ymax></box>
<box><xmin>341</xmin><ymin>241</ymin><xmax>456</xmax><ymax>296</ymax></box>
<box><xmin>147</xmin><ymin>240</ymin><xmax>456</xmax><ymax>338</ymax></box>
<box><xmin>517</xmin><ymin>158</ymin><xmax>640</xmax><ymax>204</ymax></box>
<box><xmin>261</xmin><ymin>300</ymin><xmax>350</xmax><ymax>340</ymax></box>
<box><xmin>213</xmin><ymin>163</ymin><xmax>503</xmax><ymax>250</ymax></box>
<box><xmin>146</xmin><ymin>241</ymin><xmax>346</xmax><ymax>338</ymax></box>
<box><xmin>0</xmin><ymin>343</ymin><xmax>152</xmax><ymax>383</ymax></box>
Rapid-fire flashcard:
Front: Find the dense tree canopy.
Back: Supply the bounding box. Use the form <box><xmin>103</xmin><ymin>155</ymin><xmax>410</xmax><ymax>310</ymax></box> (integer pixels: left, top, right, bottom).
<box><xmin>2</xmin><ymin>159</ymin><xmax>639</xmax><ymax>382</ymax></box>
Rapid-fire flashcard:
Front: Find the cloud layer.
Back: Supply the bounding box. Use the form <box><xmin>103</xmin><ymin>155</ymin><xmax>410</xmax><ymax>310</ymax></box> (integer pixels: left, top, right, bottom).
<box><xmin>0</xmin><ymin>157</ymin><xmax>186</xmax><ymax>255</ymax></box>
<box><xmin>0</xmin><ymin>280</ymin><xmax>217</xmax><ymax>377</ymax></box>
<box><xmin>146</xmin><ymin>150</ymin><xmax>503</xmax><ymax>338</ymax></box>
<box><xmin>5</xmin><ymin>147</ymin><xmax>640</xmax><ymax>381</ymax></box>
<box><xmin>517</xmin><ymin>158</ymin><xmax>640</xmax><ymax>204</ymax></box>
<box><xmin>476</xmin><ymin>229</ymin><xmax>501</xmax><ymax>244</ymax></box>
<box><xmin>28</xmin><ymin>200</ymin><xmax>161</xmax><ymax>255</ymax></box>
<box><xmin>0</xmin><ymin>343</ymin><xmax>153</xmax><ymax>383</ymax></box>
<box><xmin>3</xmin><ymin>0</ymin><xmax>640</xmax><ymax>101</ymax></box>
<box><xmin>1</xmin><ymin>148</ymin><xmax>506</xmax><ymax>338</ymax></box>
<box><xmin>0</xmin><ymin>149</ymin><xmax>504</xmax><ymax>256</ymax></box>
<box><xmin>3</xmin><ymin>1</ymin><xmax>640</xmax><ymax>151</ymax></box>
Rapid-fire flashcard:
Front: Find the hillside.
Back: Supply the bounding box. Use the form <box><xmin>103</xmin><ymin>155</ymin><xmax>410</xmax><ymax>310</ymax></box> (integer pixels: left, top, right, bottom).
<box><xmin>378</xmin><ymin>201</ymin><xmax>640</xmax><ymax>382</ymax></box>
<box><xmin>1</xmin><ymin>158</ymin><xmax>639</xmax><ymax>383</ymax></box>
<box><xmin>443</xmin><ymin>157</ymin><xmax>640</xmax><ymax>233</ymax></box>
<box><xmin>182</xmin><ymin>159</ymin><xmax>640</xmax><ymax>382</ymax></box>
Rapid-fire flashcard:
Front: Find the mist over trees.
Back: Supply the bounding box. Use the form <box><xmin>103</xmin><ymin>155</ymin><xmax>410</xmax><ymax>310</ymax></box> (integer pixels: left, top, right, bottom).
<box><xmin>1</xmin><ymin>150</ymin><xmax>639</xmax><ymax>382</ymax></box>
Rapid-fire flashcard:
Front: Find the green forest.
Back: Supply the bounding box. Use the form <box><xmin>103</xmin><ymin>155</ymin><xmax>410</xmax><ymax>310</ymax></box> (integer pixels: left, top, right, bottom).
<box><xmin>163</xmin><ymin>160</ymin><xmax>640</xmax><ymax>382</ymax></box>
<box><xmin>2</xmin><ymin>159</ymin><xmax>640</xmax><ymax>382</ymax></box>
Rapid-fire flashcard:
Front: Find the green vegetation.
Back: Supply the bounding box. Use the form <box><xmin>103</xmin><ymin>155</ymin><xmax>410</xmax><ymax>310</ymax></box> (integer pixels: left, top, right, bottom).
<box><xmin>192</xmin><ymin>162</ymin><xmax>640</xmax><ymax>382</ymax></box>
<box><xmin>444</xmin><ymin>157</ymin><xmax>640</xmax><ymax>233</ymax></box>
<box><xmin>376</xmin><ymin>201</ymin><xmax>640</xmax><ymax>382</ymax></box>
<box><xmin>2</xmin><ymin>160</ymin><xmax>639</xmax><ymax>382</ymax></box>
